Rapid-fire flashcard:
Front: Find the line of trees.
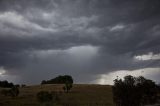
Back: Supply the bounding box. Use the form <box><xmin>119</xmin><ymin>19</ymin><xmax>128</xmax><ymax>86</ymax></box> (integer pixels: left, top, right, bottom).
<box><xmin>0</xmin><ymin>80</ymin><xmax>14</xmax><ymax>88</ymax></box>
<box><xmin>113</xmin><ymin>75</ymin><xmax>159</xmax><ymax>106</ymax></box>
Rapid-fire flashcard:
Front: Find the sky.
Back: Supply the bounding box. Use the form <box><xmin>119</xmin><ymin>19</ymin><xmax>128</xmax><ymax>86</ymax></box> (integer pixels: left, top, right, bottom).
<box><xmin>0</xmin><ymin>0</ymin><xmax>160</xmax><ymax>85</ymax></box>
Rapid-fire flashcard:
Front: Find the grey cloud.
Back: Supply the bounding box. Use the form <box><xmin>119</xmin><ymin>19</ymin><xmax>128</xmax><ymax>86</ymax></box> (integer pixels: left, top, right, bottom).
<box><xmin>0</xmin><ymin>0</ymin><xmax>160</xmax><ymax>84</ymax></box>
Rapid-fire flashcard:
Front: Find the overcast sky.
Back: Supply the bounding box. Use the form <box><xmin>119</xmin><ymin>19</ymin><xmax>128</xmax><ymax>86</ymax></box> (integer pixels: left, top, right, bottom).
<box><xmin>0</xmin><ymin>0</ymin><xmax>160</xmax><ymax>85</ymax></box>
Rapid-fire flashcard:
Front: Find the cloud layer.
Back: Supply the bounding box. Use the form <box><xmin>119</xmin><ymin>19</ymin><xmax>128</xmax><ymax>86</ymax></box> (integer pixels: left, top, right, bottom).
<box><xmin>0</xmin><ymin>0</ymin><xmax>160</xmax><ymax>84</ymax></box>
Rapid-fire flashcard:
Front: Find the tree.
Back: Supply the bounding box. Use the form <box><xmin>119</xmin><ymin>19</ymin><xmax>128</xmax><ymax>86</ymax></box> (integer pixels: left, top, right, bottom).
<box><xmin>136</xmin><ymin>76</ymin><xmax>158</xmax><ymax>104</ymax></box>
<box><xmin>63</xmin><ymin>81</ymin><xmax>73</xmax><ymax>93</ymax></box>
<box><xmin>113</xmin><ymin>75</ymin><xmax>158</xmax><ymax>106</ymax></box>
<box><xmin>0</xmin><ymin>80</ymin><xmax>14</xmax><ymax>88</ymax></box>
<box><xmin>41</xmin><ymin>75</ymin><xmax>73</xmax><ymax>84</ymax></box>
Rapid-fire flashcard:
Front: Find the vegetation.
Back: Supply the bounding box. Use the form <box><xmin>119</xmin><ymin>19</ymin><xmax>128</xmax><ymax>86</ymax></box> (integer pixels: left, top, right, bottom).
<box><xmin>15</xmin><ymin>84</ymin><xmax>20</xmax><ymax>88</ymax></box>
<box><xmin>1</xmin><ymin>86</ymin><xmax>19</xmax><ymax>97</ymax></box>
<box><xmin>0</xmin><ymin>80</ymin><xmax>14</xmax><ymax>88</ymax></box>
<box><xmin>0</xmin><ymin>75</ymin><xmax>159</xmax><ymax>106</ymax></box>
<box><xmin>36</xmin><ymin>90</ymin><xmax>60</xmax><ymax>106</ymax></box>
<box><xmin>37</xmin><ymin>91</ymin><xmax>53</xmax><ymax>103</ymax></box>
<box><xmin>63</xmin><ymin>82</ymin><xmax>73</xmax><ymax>93</ymax></box>
<box><xmin>10</xmin><ymin>86</ymin><xmax>19</xmax><ymax>97</ymax></box>
<box><xmin>0</xmin><ymin>80</ymin><xmax>19</xmax><ymax>98</ymax></box>
<box><xmin>113</xmin><ymin>75</ymin><xmax>159</xmax><ymax>106</ymax></box>
<box><xmin>41</xmin><ymin>75</ymin><xmax>73</xmax><ymax>84</ymax></box>
<box><xmin>0</xmin><ymin>84</ymin><xmax>113</xmax><ymax>106</ymax></box>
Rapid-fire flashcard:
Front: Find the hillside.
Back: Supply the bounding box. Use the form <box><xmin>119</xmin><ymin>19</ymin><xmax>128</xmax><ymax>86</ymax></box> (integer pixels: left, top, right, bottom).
<box><xmin>0</xmin><ymin>84</ymin><xmax>114</xmax><ymax>106</ymax></box>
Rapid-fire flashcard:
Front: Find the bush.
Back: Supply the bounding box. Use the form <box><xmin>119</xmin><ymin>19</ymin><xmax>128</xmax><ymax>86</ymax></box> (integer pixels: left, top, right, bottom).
<box><xmin>10</xmin><ymin>86</ymin><xmax>19</xmax><ymax>97</ymax></box>
<box><xmin>37</xmin><ymin>91</ymin><xmax>61</xmax><ymax>105</ymax></box>
<box><xmin>37</xmin><ymin>91</ymin><xmax>53</xmax><ymax>103</ymax></box>
<box><xmin>0</xmin><ymin>86</ymin><xmax>19</xmax><ymax>97</ymax></box>
<box><xmin>50</xmin><ymin>91</ymin><xmax>60</xmax><ymax>102</ymax></box>
<box><xmin>63</xmin><ymin>82</ymin><xmax>73</xmax><ymax>93</ymax></box>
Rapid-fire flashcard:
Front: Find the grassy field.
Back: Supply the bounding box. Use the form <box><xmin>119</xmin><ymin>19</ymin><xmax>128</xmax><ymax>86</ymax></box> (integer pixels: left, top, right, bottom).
<box><xmin>0</xmin><ymin>84</ymin><xmax>114</xmax><ymax>106</ymax></box>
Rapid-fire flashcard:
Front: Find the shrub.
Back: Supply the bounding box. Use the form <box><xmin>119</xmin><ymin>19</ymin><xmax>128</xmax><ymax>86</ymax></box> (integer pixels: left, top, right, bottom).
<box><xmin>63</xmin><ymin>82</ymin><xmax>73</xmax><ymax>93</ymax></box>
<box><xmin>37</xmin><ymin>91</ymin><xmax>61</xmax><ymax>105</ymax></box>
<box><xmin>0</xmin><ymin>86</ymin><xmax>19</xmax><ymax>97</ymax></box>
<box><xmin>10</xmin><ymin>86</ymin><xmax>19</xmax><ymax>97</ymax></box>
<box><xmin>50</xmin><ymin>91</ymin><xmax>60</xmax><ymax>102</ymax></box>
<box><xmin>37</xmin><ymin>91</ymin><xmax>53</xmax><ymax>103</ymax></box>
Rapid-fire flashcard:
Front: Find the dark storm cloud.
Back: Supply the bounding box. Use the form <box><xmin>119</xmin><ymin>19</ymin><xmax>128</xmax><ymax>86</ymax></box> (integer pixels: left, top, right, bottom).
<box><xmin>0</xmin><ymin>0</ymin><xmax>56</xmax><ymax>12</ymax></box>
<box><xmin>0</xmin><ymin>0</ymin><xmax>160</xmax><ymax>84</ymax></box>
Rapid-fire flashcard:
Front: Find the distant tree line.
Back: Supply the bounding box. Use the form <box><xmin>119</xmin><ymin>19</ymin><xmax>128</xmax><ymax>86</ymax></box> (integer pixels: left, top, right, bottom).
<box><xmin>113</xmin><ymin>75</ymin><xmax>159</xmax><ymax>106</ymax></box>
<box><xmin>0</xmin><ymin>80</ymin><xmax>26</xmax><ymax>88</ymax></box>
<box><xmin>41</xmin><ymin>75</ymin><xmax>73</xmax><ymax>84</ymax></box>
<box><xmin>0</xmin><ymin>80</ymin><xmax>14</xmax><ymax>88</ymax></box>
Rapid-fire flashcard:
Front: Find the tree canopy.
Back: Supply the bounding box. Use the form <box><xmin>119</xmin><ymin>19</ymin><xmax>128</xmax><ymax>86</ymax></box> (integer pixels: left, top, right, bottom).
<box><xmin>41</xmin><ymin>75</ymin><xmax>73</xmax><ymax>84</ymax></box>
<box><xmin>0</xmin><ymin>80</ymin><xmax>14</xmax><ymax>88</ymax></box>
<box><xmin>113</xmin><ymin>75</ymin><xmax>159</xmax><ymax>106</ymax></box>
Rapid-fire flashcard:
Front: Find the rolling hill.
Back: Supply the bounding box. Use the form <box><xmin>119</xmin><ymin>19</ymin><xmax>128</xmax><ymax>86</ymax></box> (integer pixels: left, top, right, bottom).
<box><xmin>0</xmin><ymin>84</ymin><xmax>114</xmax><ymax>106</ymax></box>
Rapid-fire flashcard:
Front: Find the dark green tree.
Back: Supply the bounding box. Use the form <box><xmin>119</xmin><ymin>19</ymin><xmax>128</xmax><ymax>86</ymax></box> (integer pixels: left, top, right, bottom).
<box><xmin>41</xmin><ymin>75</ymin><xmax>73</xmax><ymax>84</ymax></box>
<box><xmin>113</xmin><ymin>75</ymin><xmax>158</xmax><ymax>106</ymax></box>
<box><xmin>0</xmin><ymin>80</ymin><xmax>14</xmax><ymax>88</ymax></box>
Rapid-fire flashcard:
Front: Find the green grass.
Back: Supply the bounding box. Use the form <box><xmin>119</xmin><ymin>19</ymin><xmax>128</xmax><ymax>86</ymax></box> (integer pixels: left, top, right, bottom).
<box><xmin>0</xmin><ymin>84</ymin><xmax>114</xmax><ymax>106</ymax></box>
